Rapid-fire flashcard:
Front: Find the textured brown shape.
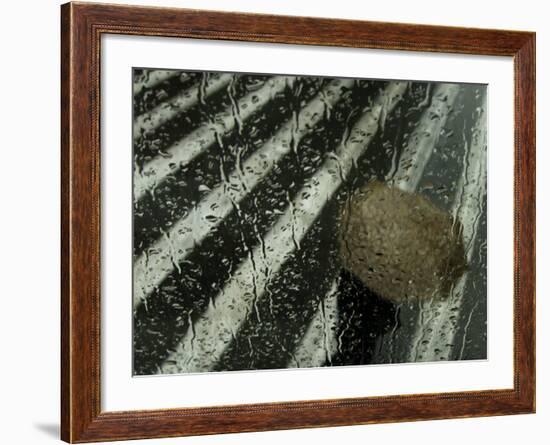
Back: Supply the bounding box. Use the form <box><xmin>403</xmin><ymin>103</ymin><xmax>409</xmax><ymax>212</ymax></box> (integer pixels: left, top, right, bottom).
<box><xmin>340</xmin><ymin>182</ymin><xmax>466</xmax><ymax>303</ymax></box>
<box><xmin>61</xmin><ymin>2</ymin><xmax>535</xmax><ymax>442</ymax></box>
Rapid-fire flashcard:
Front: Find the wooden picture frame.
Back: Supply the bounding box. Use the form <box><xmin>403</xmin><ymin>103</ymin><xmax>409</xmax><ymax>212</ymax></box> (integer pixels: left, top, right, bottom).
<box><xmin>61</xmin><ymin>1</ymin><xmax>535</xmax><ymax>442</ymax></box>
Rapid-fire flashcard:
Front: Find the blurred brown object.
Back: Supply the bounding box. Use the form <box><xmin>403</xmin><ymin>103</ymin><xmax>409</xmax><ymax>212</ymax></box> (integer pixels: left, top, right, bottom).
<box><xmin>339</xmin><ymin>181</ymin><xmax>467</xmax><ymax>304</ymax></box>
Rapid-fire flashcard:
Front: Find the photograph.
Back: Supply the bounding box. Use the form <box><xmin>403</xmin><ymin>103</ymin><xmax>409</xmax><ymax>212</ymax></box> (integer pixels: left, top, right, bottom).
<box><xmin>132</xmin><ymin>69</ymin><xmax>487</xmax><ymax>376</ymax></box>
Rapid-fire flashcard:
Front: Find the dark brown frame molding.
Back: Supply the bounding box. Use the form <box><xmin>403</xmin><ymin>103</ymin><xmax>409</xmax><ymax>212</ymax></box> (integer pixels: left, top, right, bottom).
<box><xmin>61</xmin><ymin>2</ymin><xmax>536</xmax><ymax>442</ymax></box>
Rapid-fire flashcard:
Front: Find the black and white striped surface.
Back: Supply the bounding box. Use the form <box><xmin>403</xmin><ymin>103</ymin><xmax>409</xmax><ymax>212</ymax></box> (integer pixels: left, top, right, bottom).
<box><xmin>132</xmin><ymin>69</ymin><xmax>487</xmax><ymax>376</ymax></box>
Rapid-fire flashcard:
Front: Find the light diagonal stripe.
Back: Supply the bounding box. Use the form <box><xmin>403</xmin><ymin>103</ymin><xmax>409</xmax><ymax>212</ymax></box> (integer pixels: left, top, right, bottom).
<box><xmin>134</xmin><ymin>76</ymin><xmax>290</xmax><ymax>201</ymax></box>
<box><xmin>392</xmin><ymin>84</ymin><xmax>461</xmax><ymax>192</ymax></box>
<box><xmin>290</xmin><ymin>278</ymin><xmax>340</xmax><ymax>368</ymax></box>
<box><xmin>133</xmin><ymin>78</ymin><xmax>354</xmax><ymax>309</ymax></box>
<box><xmin>411</xmin><ymin>94</ymin><xmax>487</xmax><ymax>362</ymax></box>
<box><xmin>133</xmin><ymin>70</ymin><xmax>180</xmax><ymax>96</ymax></box>
<box><xmin>160</xmin><ymin>81</ymin><xmax>408</xmax><ymax>373</ymax></box>
<box><xmin>133</xmin><ymin>73</ymin><xmax>232</xmax><ymax>140</ymax></box>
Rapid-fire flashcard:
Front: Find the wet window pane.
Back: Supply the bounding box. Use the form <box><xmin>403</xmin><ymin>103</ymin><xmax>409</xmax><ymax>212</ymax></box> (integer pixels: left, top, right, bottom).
<box><xmin>132</xmin><ymin>69</ymin><xmax>487</xmax><ymax>375</ymax></box>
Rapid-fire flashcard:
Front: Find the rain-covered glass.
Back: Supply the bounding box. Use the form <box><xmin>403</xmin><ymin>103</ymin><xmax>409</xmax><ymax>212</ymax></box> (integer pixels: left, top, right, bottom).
<box><xmin>132</xmin><ymin>69</ymin><xmax>487</xmax><ymax>375</ymax></box>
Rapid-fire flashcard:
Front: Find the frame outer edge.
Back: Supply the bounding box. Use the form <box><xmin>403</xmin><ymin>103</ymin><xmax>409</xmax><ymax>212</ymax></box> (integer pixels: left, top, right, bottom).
<box><xmin>60</xmin><ymin>2</ymin><xmax>72</xmax><ymax>442</ymax></box>
<box><xmin>62</xmin><ymin>2</ymin><xmax>100</xmax><ymax>442</ymax></box>
<box><xmin>515</xmin><ymin>33</ymin><xmax>536</xmax><ymax>413</ymax></box>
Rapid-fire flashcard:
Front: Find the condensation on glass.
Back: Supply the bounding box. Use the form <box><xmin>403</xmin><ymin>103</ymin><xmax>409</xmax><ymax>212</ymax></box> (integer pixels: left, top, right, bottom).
<box><xmin>131</xmin><ymin>68</ymin><xmax>487</xmax><ymax>376</ymax></box>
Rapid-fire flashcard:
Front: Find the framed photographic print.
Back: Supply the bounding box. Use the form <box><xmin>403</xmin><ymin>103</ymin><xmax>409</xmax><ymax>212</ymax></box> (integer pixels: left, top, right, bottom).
<box><xmin>61</xmin><ymin>2</ymin><xmax>535</xmax><ymax>442</ymax></box>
